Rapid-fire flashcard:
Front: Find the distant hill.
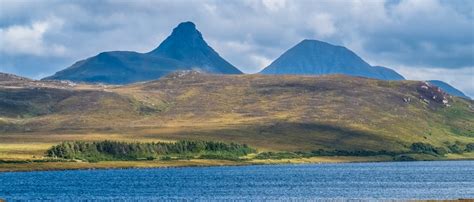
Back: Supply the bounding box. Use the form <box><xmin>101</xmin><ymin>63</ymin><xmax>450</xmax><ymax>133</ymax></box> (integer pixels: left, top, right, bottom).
<box><xmin>0</xmin><ymin>72</ymin><xmax>31</xmax><ymax>82</ymax></box>
<box><xmin>428</xmin><ymin>80</ymin><xmax>470</xmax><ymax>99</ymax></box>
<box><xmin>43</xmin><ymin>22</ymin><xmax>241</xmax><ymax>84</ymax></box>
<box><xmin>2</xmin><ymin>72</ymin><xmax>473</xmax><ymax>152</ymax></box>
<box><xmin>260</xmin><ymin>39</ymin><xmax>405</xmax><ymax>80</ymax></box>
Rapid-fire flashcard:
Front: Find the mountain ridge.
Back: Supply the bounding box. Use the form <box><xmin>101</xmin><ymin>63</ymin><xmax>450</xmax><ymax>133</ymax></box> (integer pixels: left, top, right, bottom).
<box><xmin>40</xmin><ymin>23</ymin><xmax>469</xmax><ymax>98</ymax></box>
<box><xmin>43</xmin><ymin>22</ymin><xmax>241</xmax><ymax>84</ymax></box>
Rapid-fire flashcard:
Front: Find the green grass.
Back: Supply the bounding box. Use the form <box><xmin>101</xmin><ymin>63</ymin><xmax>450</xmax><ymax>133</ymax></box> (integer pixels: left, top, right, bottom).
<box><xmin>253</xmin><ymin>142</ymin><xmax>473</xmax><ymax>161</ymax></box>
<box><xmin>438</xmin><ymin>101</ymin><xmax>474</xmax><ymax>137</ymax></box>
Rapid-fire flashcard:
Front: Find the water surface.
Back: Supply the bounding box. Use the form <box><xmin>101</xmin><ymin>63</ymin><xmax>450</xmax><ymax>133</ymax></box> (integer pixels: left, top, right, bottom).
<box><xmin>1</xmin><ymin>161</ymin><xmax>473</xmax><ymax>200</ymax></box>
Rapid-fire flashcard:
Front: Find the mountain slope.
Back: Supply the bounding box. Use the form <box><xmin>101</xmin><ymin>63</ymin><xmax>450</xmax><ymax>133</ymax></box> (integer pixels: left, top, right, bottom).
<box><xmin>43</xmin><ymin>51</ymin><xmax>189</xmax><ymax>84</ymax></box>
<box><xmin>427</xmin><ymin>80</ymin><xmax>470</xmax><ymax>99</ymax></box>
<box><xmin>260</xmin><ymin>40</ymin><xmax>405</xmax><ymax>80</ymax></box>
<box><xmin>2</xmin><ymin>72</ymin><xmax>473</xmax><ymax>152</ymax></box>
<box><xmin>372</xmin><ymin>66</ymin><xmax>405</xmax><ymax>80</ymax></box>
<box><xmin>43</xmin><ymin>22</ymin><xmax>241</xmax><ymax>84</ymax></box>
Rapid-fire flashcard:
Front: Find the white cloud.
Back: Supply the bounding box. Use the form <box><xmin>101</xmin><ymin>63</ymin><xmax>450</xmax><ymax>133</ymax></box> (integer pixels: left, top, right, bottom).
<box><xmin>249</xmin><ymin>54</ymin><xmax>272</xmax><ymax>72</ymax></box>
<box><xmin>208</xmin><ymin>39</ymin><xmax>273</xmax><ymax>73</ymax></box>
<box><xmin>0</xmin><ymin>17</ymin><xmax>66</xmax><ymax>56</ymax></box>
<box><xmin>261</xmin><ymin>0</ymin><xmax>287</xmax><ymax>12</ymax></box>
<box><xmin>308</xmin><ymin>13</ymin><xmax>337</xmax><ymax>38</ymax></box>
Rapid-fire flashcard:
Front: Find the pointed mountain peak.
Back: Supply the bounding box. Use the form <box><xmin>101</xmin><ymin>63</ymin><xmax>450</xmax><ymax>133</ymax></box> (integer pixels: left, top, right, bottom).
<box><xmin>170</xmin><ymin>21</ymin><xmax>200</xmax><ymax>38</ymax></box>
<box><xmin>175</xmin><ymin>21</ymin><xmax>196</xmax><ymax>30</ymax></box>
<box><xmin>148</xmin><ymin>21</ymin><xmax>207</xmax><ymax>56</ymax></box>
<box><xmin>148</xmin><ymin>21</ymin><xmax>242</xmax><ymax>74</ymax></box>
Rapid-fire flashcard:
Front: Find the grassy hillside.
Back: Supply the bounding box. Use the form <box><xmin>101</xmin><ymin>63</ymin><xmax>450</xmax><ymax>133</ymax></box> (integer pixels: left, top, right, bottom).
<box><xmin>0</xmin><ymin>71</ymin><xmax>473</xmax><ymax>161</ymax></box>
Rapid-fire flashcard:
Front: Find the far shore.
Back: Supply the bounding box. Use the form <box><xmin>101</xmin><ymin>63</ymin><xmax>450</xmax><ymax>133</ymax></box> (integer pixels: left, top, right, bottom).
<box><xmin>0</xmin><ymin>156</ymin><xmax>392</xmax><ymax>172</ymax></box>
<box><xmin>2</xmin><ymin>155</ymin><xmax>473</xmax><ymax>172</ymax></box>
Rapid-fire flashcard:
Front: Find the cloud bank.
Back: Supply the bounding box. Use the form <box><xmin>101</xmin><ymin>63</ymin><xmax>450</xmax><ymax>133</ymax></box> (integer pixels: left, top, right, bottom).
<box><xmin>0</xmin><ymin>0</ymin><xmax>472</xmax><ymax>96</ymax></box>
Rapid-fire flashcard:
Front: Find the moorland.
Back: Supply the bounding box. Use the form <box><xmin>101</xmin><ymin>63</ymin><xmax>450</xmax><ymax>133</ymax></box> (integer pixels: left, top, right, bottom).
<box><xmin>1</xmin><ymin>71</ymin><xmax>473</xmax><ymax>171</ymax></box>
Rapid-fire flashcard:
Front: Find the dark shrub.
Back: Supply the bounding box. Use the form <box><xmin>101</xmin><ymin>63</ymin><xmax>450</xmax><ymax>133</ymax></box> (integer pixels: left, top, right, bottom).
<box><xmin>465</xmin><ymin>143</ymin><xmax>474</xmax><ymax>152</ymax></box>
<box><xmin>447</xmin><ymin>144</ymin><xmax>463</xmax><ymax>154</ymax></box>
<box><xmin>410</xmin><ymin>142</ymin><xmax>443</xmax><ymax>155</ymax></box>
<box><xmin>393</xmin><ymin>155</ymin><xmax>416</xmax><ymax>161</ymax></box>
<box><xmin>146</xmin><ymin>156</ymin><xmax>156</xmax><ymax>160</ymax></box>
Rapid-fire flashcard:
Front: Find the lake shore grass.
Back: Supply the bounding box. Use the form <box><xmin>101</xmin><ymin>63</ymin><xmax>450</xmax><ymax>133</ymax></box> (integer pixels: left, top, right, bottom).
<box><xmin>2</xmin><ymin>154</ymin><xmax>473</xmax><ymax>172</ymax></box>
<box><xmin>1</xmin><ymin>136</ymin><xmax>473</xmax><ymax>172</ymax></box>
<box><xmin>0</xmin><ymin>156</ymin><xmax>390</xmax><ymax>172</ymax></box>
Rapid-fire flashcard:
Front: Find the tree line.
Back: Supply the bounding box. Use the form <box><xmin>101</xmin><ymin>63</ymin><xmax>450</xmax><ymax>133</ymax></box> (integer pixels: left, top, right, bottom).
<box><xmin>46</xmin><ymin>140</ymin><xmax>256</xmax><ymax>161</ymax></box>
<box><xmin>255</xmin><ymin>142</ymin><xmax>474</xmax><ymax>160</ymax></box>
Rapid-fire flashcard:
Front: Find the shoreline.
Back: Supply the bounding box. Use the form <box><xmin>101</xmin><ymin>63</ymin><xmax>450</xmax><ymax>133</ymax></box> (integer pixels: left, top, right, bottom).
<box><xmin>0</xmin><ymin>156</ymin><xmax>392</xmax><ymax>172</ymax></box>
<box><xmin>1</xmin><ymin>155</ymin><xmax>473</xmax><ymax>173</ymax></box>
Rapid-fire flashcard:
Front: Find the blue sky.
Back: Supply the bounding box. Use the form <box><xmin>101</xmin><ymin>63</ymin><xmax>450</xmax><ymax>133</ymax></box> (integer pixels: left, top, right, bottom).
<box><xmin>0</xmin><ymin>0</ymin><xmax>473</xmax><ymax>97</ymax></box>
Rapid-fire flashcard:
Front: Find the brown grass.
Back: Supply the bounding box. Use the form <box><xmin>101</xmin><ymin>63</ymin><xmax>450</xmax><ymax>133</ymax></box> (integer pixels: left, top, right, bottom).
<box><xmin>0</xmin><ymin>156</ymin><xmax>394</xmax><ymax>172</ymax></box>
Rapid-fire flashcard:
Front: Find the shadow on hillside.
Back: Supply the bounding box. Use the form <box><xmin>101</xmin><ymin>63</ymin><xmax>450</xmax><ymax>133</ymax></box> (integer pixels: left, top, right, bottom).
<box><xmin>141</xmin><ymin>122</ymin><xmax>402</xmax><ymax>152</ymax></box>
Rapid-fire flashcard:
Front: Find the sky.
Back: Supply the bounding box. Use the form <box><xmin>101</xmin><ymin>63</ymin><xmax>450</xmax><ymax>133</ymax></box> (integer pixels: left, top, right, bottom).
<box><xmin>0</xmin><ymin>0</ymin><xmax>473</xmax><ymax>97</ymax></box>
